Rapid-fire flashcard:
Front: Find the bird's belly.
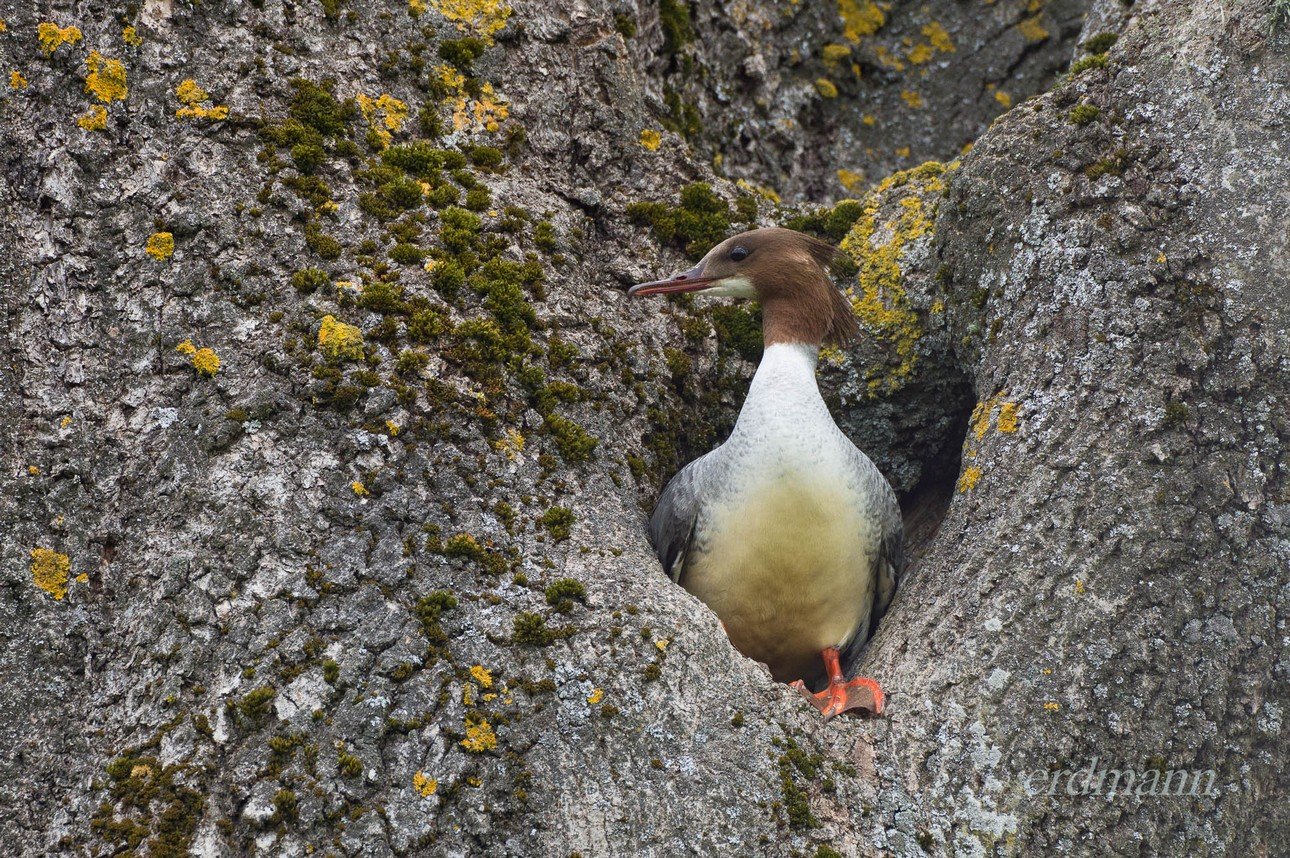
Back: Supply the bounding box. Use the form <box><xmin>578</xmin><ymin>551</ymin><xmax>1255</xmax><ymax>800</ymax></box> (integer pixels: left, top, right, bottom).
<box><xmin>683</xmin><ymin>475</ymin><xmax>880</xmax><ymax>683</ymax></box>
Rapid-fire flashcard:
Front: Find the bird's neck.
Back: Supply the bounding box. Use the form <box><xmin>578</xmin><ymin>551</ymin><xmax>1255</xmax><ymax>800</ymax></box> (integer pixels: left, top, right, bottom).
<box><xmin>736</xmin><ymin>343</ymin><xmax>827</xmax><ymax>426</ymax></box>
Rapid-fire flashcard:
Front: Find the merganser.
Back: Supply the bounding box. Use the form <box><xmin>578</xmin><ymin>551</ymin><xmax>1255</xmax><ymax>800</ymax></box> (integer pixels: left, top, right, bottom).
<box><xmin>629</xmin><ymin>227</ymin><xmax>903</xmax><ymax>719</ymax></box>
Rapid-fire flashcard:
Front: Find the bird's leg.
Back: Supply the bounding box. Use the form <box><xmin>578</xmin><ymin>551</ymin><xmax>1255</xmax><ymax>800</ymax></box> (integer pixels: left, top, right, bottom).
<box><xmin>789</xmin><ymin>647</ymin><xmax>885</xmax><ymax>720</ymax></box>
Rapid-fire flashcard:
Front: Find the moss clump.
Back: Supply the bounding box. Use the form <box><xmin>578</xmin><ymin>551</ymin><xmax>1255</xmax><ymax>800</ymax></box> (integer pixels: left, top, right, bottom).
<box><xmin>544</xmin><ymin>578</ymin><xmax>587</xmax><ymax>612</ymax></box>
<box><xmin>1068</xmin><ymin>103</ymin><xmax>1101</xmax><ymax>125</ymax></box>
<box><xmin>545</xmin><ymin>414</ymin><xmax>598</xmax><ymax>463</ymax></box>
<box><xmin>659</xmin><ymin>0</ymin><xmax>694</xmax><ymax>55</ymax></box>
<box><xmin>710</xmin><ymin>305</ymin><xmax>764</xmax><ymax>363</ymax></box>
<box><xmin>1068</xmin><ymin>53</ymin><xmax>1108</xmax><ymax>75</ymax></box>
<box><xmin>777</xmin><ymin>738</ymin><xmax>822</xmax><ymax>829</ymax></box>
<box><xmin>415</xmin><ymin>590</ymin><xmax>458</xmax><ymax>646</ymax></box>
<box><xmin>237</xmin><ymin>686</ymin><xmax>276</xmax><ymax>723</ymax></box>
<box><xmin>92</xmin><ymin>754</ymin><xmax>204</xmax><ymax>857</ymax></box>
<box><xmin>440</xmin><ymin>533</ymin><xmax>508</xmax><ymax>575</ymax></box>
<box><xmin>357</xmin><ymin>279</ymin><xmax>407</xmax><ymax>313</ymax></box>
<box><xmin>782</xmin><ymin>198</ymin><xmax>866</xmax><ymax>243</ymax></box>
<box><xmin>513</xmin><ymin>612</ymin><xmax>554</xmax><ymax>646</ymax></box>
<box><xmin>538</xmin><ymin>507</ymin><xmax>575</xmax><ymax>541</ymax></box>
<box><xmin>627</xmin><ymin>182</ymin><xmax>731</xmax><ymax>258</ymax></box>
<box><xmin>338</xmin><ymin>750</ymin><xmax>362</xmax><ymax>777</ymax></box>
<box><xmin>292</xmin><ymin>267</ymin><xmax>330</xmax><ymax>294</ymax></box>
<box><xmin>1083</xmin><ymin>32</ymin><xmax>1118</xmax><ymax>54</ymax></box>
<box><xmin>614</xmin><ymin>13</ymin><xmax>637</xmax><ymax>38</ymax></box>
<box><xmin>439</xmin><ymin>36</ymin><xmax>487</xmax><ymax>70</ymax></box>
<box><xmin>322</xmin><ymin>659</ymin><xmax>340</xmax><ymax>684</ymax></box>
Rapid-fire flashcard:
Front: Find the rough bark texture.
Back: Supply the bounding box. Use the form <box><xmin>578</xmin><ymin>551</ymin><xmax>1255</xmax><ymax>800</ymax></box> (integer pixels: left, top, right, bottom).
<box><xmin>1</xmin><ymin>0</ymin><xmax>1285</xmax><ymax>856</ymax></box>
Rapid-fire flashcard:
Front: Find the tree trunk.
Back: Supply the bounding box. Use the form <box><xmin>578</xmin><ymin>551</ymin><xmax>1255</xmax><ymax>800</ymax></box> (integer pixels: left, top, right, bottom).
<box><xmin>1</xmin><ymin>0</ymin><xmax>1284</xmax><ymax>855</ymax></box>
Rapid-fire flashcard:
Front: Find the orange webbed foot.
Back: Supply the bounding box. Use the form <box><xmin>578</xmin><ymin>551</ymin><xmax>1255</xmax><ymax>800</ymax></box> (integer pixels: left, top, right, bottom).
<box><xmin>790</xmin><ymin>648</ymin><xmax>885</xmax><ymax>721</ymax></box>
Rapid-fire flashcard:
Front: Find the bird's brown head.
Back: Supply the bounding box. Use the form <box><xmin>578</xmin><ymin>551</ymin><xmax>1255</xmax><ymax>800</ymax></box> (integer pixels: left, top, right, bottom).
<box><xmin>628</xmin><ymin>227</ymin><xmax>860</xmax><ymax>348</ymax></box>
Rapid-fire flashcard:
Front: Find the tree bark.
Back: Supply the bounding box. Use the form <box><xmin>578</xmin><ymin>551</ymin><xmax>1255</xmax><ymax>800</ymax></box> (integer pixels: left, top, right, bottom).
<box><xmin>1</xmin><ymin>0</ymin><xmax>1284</xmax><ymax>855</ymax></box>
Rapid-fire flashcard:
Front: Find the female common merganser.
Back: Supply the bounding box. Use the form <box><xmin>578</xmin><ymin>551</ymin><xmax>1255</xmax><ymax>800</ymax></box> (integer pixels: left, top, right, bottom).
<box><xmin>629</xmin><ymin>227</ymin><xmax>903</xmax><ymax>719</ymax></box>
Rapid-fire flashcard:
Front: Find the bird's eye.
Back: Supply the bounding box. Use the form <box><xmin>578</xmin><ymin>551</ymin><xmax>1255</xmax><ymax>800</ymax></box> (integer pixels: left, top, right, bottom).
<box><xmin>729</xmin><ymin>246</ymin><xmax>749</xmax><ymax>262</ymax></box>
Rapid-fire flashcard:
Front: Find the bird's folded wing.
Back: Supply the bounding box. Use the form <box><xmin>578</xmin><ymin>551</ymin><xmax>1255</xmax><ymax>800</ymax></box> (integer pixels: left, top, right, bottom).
<box><xmin>646</xmin><ymin>451</ymin><xmax>716</xmax><ymax>584</ymax></box>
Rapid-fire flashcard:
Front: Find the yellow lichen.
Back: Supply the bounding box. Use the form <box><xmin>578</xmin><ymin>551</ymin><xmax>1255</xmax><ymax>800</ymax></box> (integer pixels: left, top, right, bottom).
<box><xmin>638</xmin><ymin>129</ymin><xmax>661</xmax><ymax>151</ymax></box>
<box><xmin>874</xmin><ymin>44</ymin><xmax>905</xmax><ymax>72</ymax></box>
<box><xmin>28</xmin><ymin>465</ymin><xmax>39</xmax><ymax>475</ymax></box>
<box><xmin>1044</xmin><ymin>701</ymin><xmax>1060</xmax><ymax>712</ymax></box>
<box><xmin>174</xmin><ymin>79</ymin><xmax>230</xmax><ymax>121</ymax></box>
<box><xmin>9</xmin><ymin>70</ymin><xmax>28</xmax><ymax>90</ymax></box>
<box><xmin>30</xmin><ymin>548</ymin><xmax>70</xmax><ymax>600</ymax></box>
<box><xmin>922</xmin><ymin>21</ymin><xmax>954</xmax><ymax>53</ymax></box>
<box><xmin>492</xmin><ymin>428</ymin><xmax>525</xmax><ymax>460</ymax></box>
<box><xmin>76</xmin><ymin>105</ymin><xmax>107</xmax><ymax>131</ymax></box>
<box><xmin>470</xmin><ymin>665</ymin><xmax>494</xmax><ymax>688</ymax></box>
<box><xmin>957</xmin><ymin>465</ymin><xmax>983</xmax><ymax>493</ymax></box>
<box><xmin>37</xmin><ymin>23</ymin><xmax>82</xmax><ymax>54</ymax></box>
<box><xmin>351</xmin><ymin>481</ymin><xmax>369</xmax><ymax>497</ymax></box>
<box><xmin>838</xmin><ymin>0</ymin><xmax>884</xmax><ymax>42</ymax></box>
<box><xmin>432</xmin><ymin>0</ymin><xmax>512</xmax><ymax>43</ymax></box>
<box><xmin>386</xmin><ymin>420</ymin><xmax>400</xmax><ymax>436</ymax></box>
<box><xmin>838</xmin><ymin>163</ymin><xmax>946</xmax><ymax>396</ymax></box>
<box><xmin>587</xmin><ymin>688</ymin><xmax>604</xmax><ymax>705</ymax></box>
<box><xmin>1017</xmin><ymin>15</ymin><xmax>1049</xmax><ymax>42</ymax></box>
<box><xmin>146</xmin><ymin>231</ymin><xmax>174</xmax><ymax>260</ymax></box>
<box><xmin>862</xmin><ymin>113</ymin><xmax>877</xmax><ymax>127</ymax></box>
<box><xmin>459</xmin><ymin>718</ymin><xmax>497</xmax><ymax>753</ymax></box>
<box><xmin>318</xmin><ymin>315</ymin><xmax>364</xmax><ymax>361</ymax></box>
<box><xmin>894</xmin><ymin>145</ymin><xmax>911</xmax><ymax>158</ymax></box>
<box><xmin>413</xmin><ymin>772</ymin><xmax>438</xmax><ymax>796</ymax></box>
<box><xmin>655</xmin><ymin>638</ymin><xmax>670</xmax><ymax>652</ymax></box>
<box><xmin>821</xmin><ymin>43</ymin><xmax>852</xmax><ymax>64</ymax></box>
<box><xmin>84</xmin><ymin>52</ymin><xmax>128</xmax><ymax>104</ymax></box>
<box><xmin>837</xmin><ymin>168</ymin><xmax>865</xmax><ymax>192</ymax></box>
<box><xmin>994</xmin><ymin>90</ymin><xmax>1012</xmax><ymax>109</ymax></box>
<box><xmin>191</xmin><ymin>348</ymin><xmax>220</xmax><ymax>377</ymax></box>
<box><xmin>122</xmin><ymin>26</ymin><xmax>142</xmax><ymax>47</ymax></box>
<box><xmin>900</xmin><ymin>89</ymin><xmax>924</xmax><ymax>109</ymax></box>
<box><xmin>1074</xmin><ymin>580</ymin><xmax>1086</xmax><ymax>595</ymax></box>
<box><xmin>175</xmin><ymin>339</ymin><xmax>197</xmax><ymax>357</ymax></box>
<box><xmin>76</xmin><ymin>573</ymin><xmax>89</xmax><ymax>583</ymax></box>
<box><xmin>735</xmin><ymin>178</ymin><xmax>781</xmax><ymax>204</ymax></box>
<box><xmin>60</xmin><ymin>416</ymin><xmax>72</xmax><ymax>428</ymax></box>
<box><xmin>814</xmin><ymin>78</ymin><xmax>839</xmax><ymax>98</ymax></box>
<box><xmin>0</xmin><ymin>19</ymin><xmax>6</xmax><ymax>32</ymax></box>
<box><xmin>997</xmin><ymin>402</ymin><xmax>1019</xmax><ymax>433</ymax></box>
<box><xmin>358</xmin><ymin>93</ymin><xmax>409</xmax><ymax>147</ymax></box>
<box><xmin>906</xmin><ymin>43</ymin><xmax>933</xmax><ymax>65</ymax></box>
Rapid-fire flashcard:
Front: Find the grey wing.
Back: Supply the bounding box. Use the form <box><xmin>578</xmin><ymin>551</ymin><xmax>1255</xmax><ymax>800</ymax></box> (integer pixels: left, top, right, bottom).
<box><xmin>842</xmin><ymin>472</ymin><xmax>904</xmax><ymax>678</ymax></box>
<box><xmin>646</xmin><ymin>452</ymin><xmax>714</xmax><ymax>583</ymax></box>
<box><xmin>870</xmin><ymin>493</ymin><xmax>903</xmax><ymax>625</ymax></box>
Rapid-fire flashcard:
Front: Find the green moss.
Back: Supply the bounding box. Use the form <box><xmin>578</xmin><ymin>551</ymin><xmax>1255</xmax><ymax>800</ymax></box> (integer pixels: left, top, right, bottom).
<box><xmin>92</xmin><ymin>753</ymin><xmax>204</xmax><ymax>857</ymax></box>
<box><xmin>659</xmin><ymin>0</ymin><xmax>694</xmax><ymax>55</ymax></box>
<box><xmin>288</xmin><ymin>77</ymin><xmax>355</xmax><ymax>138</ymax></box>
<box><xmin>627</xmin><ymin>182</ymin><xmax>731</xmax><ymax>259</ymax></box>
<box><xmin>291</xmin><ymin>141</ymin><xmax>327</xmax><ymax>174</ymax></box>
<box><xmin>533</xmin><ymin>220</ymin><xmax>557</xmax><ymax>252</ymax></box>
<box><xmin>545</xmin><ymin>414</ymin><xmax>598</xmax><ymax>463</ymax></box>
<box><xmin>513</xmin><ymin>611</ymin><xmax>553</xmax><ymax>646</ymax></box>
<box><xmin>1082</xmin><ymin>32</ymin><xmax>1118</xmax><ymax>54</ymax></box>
<box><xmin>709</xmin><ymin>305</ymin><xmax>763</xmax><ymax>362</ymax></box>
<box><xmin>292</xmin><ymin>267</ymin><xmax>330</xmax><ymax>294</ymax></box>
<box><xmin>464</xmin><ymin>144</ymin><xmax>505</xmax><ymax>170</ymax></box>
<box><xmin>357</xmin><ymin>279</ymin><xmax>406</xmax><ymax>313</ymax></box>
<box><xmin>1163</xmin><ymin>400</ymin><xmax>1190</xmax><ymax>427</ymax></box>
<box><xmin>614</xmin><ymin>13</ymin><xmax>637</xmax><ymax>38</ymax></box>
<box><xmin>782</xmin><ymin>198</ymin><xmax>865</xmax><ymax>243</ymax></box>
<box><xmin>1068</xmin><ymin>103</ymin><xmax>1101</xmax><ymax>125</ymax></box>
<box><xmin>322</xmin><ymin>659</ymin><xmax>340</xmax><ymax>684</ymax></box>
<box><xmin>777</xmin><ymin>737</ymin><xmax>821</xmax><ymax>829</ymax></box>
<box><xmin>465</xmin><ymin>186</ymin><xmax>492</xmax><ymax>211</ymax></box>
<box><xmin>415</xmin><ymin>590</ymin><xmax>458</xmax><ymax>642</ymax></box>
<box><xmin>271</xmin><ymin>789</ymin><xmax>298</xmax><ymax>824</ymax></box>
<box><xmin>237</xmin><ymin>686</ymin><xmax>277</xmax><ymax>723</ymax></box>
<box><xmin>439</xmin><ymin>37</ymin><xmax>487</xmax><ymax>70</ymax></box>
<box><xmin>1084</xmin><ymin>148</ymin><xmax>1128</xmax><ymax>179</ymax></box>
<box><xmin>545</xmin><ymin>577</ymin><xmax>587</xmax><ymax>612</ymax></box>
<box><xmin>538</xmin><ymin>507</ymin><xmax>576</xmax><ymax>542</ymax></box>
<box><xmin>1069</xmin><ymin>53</ymin><xmax>1108</xmax><ymax>75</ymax></box>
<box><xmin>382</xmin><ymin>142</ymin><xmax>451</xmax><ymax>177</ymax></box>
<box><xmin>338</xmin><ymin>750</ymin><xmax>363</xmax><ymax>777</ymax></box>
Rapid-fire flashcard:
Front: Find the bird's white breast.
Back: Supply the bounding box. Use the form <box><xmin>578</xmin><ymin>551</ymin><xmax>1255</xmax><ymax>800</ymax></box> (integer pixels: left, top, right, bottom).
<box><xmin>681</xmin><ymin>344</ymin><xmax>882</xmax><ymax>682</ymax></box>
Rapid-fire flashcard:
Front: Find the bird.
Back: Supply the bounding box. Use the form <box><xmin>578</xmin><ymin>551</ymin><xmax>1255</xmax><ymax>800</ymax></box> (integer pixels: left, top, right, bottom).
<box><xmin>628</xmin><ymin>227</ymin><xmax>903</xmax><ymax>719</ymax></box>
